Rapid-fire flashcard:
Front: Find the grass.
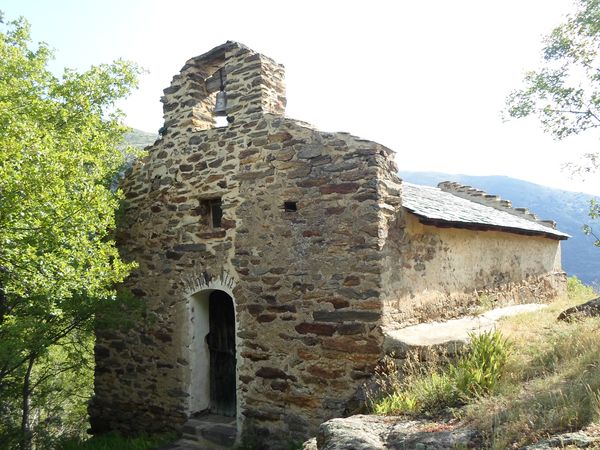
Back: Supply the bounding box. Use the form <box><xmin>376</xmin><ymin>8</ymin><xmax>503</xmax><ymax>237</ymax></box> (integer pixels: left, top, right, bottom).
<box><xmin>55</xmin><ymin>432</ymin><xmax>176</xmax><ymax>450</ymax></box>
<box><xmin>371</xmin><ymin>276</ymin><xmax>600</xmax><ymax>448</ymax></box>
<box><xmin>371</xmin><ymin>330</ymin><xmax>512</xmax><ymax>416</ymax></box>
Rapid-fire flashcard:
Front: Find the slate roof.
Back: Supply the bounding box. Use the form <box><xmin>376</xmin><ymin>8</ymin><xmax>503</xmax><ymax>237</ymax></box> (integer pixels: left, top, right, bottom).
<box><xmin>402</xmin><ymin>183</ymin><xmax>569</xmax><ymax>240</ymax></box>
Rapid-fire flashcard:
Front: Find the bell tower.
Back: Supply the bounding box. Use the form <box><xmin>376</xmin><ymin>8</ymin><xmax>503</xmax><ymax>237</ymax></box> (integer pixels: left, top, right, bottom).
<box><xmin>159</xmin><ymin>41</ymin><xmax>286</xmax><ymax>135</ymax></box>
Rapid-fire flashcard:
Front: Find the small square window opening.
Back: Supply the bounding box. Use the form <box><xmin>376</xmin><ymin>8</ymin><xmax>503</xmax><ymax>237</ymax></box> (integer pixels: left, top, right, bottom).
<box><xmin>209</xmin><ymin>199</ymin><xmax>223</xmax><ymax>228</ymax></box>
<box><xmin>284</xmin><ymin>201</ymin><xmax>297</xmax><ymax>212</ymax></box>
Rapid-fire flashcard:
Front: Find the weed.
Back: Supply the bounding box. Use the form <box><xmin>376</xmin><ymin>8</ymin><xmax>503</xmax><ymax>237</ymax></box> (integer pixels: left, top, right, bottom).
<box><xmin>451</xmin><ymin>330</ymin><xmax>512</xmax><ymax>399</ymax></box>
<box><xmin>476</xmin><ymin>293</ymin><xmax>496</xmax><ymax>313</ymax></box>
<box><xmin>567</xmin><ymin>275</ymin><xmax>597</xmax><ymax>300</ymax></box>
<box><xmin>371</xmin><ymin>330</ymin><xmax>511</xmax><ymax>416</ymax></box>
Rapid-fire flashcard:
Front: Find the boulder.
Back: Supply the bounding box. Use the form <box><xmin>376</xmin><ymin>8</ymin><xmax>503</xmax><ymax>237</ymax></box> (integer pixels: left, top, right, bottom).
<box><xmin>307</xmin><ymin>415</ymin><xmax>480</xmax><ymax>450</ymax></box>
<box><xmin>520</xmin><ymin>430</ymin><xmax>600</xmax><ymax>449</ymax></box>
<box><xmin>557</xmin><ymin>297</ymin><xmax>600</xmax><ymax>322</ymax></box>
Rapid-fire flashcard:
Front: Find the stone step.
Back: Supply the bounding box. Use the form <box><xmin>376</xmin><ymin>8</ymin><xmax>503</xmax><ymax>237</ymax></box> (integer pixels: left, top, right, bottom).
<box><xmin>179</xmin><ymin>414</ymin><xmax>237</xmax><ymax>449</ymax></box>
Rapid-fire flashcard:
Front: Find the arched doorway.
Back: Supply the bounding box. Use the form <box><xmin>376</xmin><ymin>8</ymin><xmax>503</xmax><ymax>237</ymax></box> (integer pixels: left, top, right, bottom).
<box><xmin>190</xmin><ymin>289</ymin><xmax>237</xmax><ymax>417</ymax></box>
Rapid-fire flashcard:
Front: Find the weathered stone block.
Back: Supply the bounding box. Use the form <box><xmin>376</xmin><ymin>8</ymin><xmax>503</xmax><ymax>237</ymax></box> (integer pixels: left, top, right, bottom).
<box><xmin>173</xmin><ymin>243</ymin><xmax>206</xmax><ymax>252</ymax></box>
<box><xmin>295</xmin><ymin>322</ymin><xmax>336</xmax><ymax>336</ymax></box>
<box><xmin>312</xmin><ymin>311</ymin><xmax>381</xmax><ymax>323</ymax></box>
<box><xmin>256</xmin><ymin>367</ymin><xmax>295</xmax><ymax>381</ymax></box>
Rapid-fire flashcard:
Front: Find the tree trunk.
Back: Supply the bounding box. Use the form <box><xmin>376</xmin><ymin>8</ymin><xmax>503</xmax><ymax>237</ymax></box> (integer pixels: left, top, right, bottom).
<box><xmin>19</xmin><ymin>355</ymin><xmax>35</xmax><ymax>450</ymax></box>
<box><xmin>0</xmin><ymin>279</ymin><xmax>6</xmax><ymax>326</ymax></box>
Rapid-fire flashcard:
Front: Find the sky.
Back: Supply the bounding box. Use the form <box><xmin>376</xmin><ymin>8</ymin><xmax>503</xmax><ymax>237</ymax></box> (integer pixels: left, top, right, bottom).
<box><xmin>3</xmin><ymin>0</ymin><xmax>599</xmax><ymax>194</ymax></box>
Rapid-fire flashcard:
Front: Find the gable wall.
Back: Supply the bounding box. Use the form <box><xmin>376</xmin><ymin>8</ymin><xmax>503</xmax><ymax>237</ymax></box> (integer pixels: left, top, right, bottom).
<box><xmin>90</xmin><ymin>107</ymin><xmax>399</xmax><ymax>445</ymax></box>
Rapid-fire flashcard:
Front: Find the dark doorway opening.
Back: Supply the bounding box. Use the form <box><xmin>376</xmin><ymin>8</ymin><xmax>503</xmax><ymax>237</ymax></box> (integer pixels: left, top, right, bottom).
<box><xmin>206</xmin><ymin>291</ymin><xmax>236</xmax><ymax>417</ymax></box>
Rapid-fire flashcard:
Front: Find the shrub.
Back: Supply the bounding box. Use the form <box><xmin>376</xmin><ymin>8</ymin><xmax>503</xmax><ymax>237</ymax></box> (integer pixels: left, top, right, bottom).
<box><xmin>451</xmin><ymin>330</ymin><xmax>512</xmax><ymax>399</ymax></box>
<box><xmin>55</xmin><ymin>432</ymin><xmax>175</xmax><ymax>450</ymax></box>
<box><xmin>566</xmin><ymin>276</ymin><xmax>596</xmax><ymax>300</ymax></box>
<box><xmin>372</xmin><ymin>330</ymin><xmax>511</xmax><ymax>416</ymax></box>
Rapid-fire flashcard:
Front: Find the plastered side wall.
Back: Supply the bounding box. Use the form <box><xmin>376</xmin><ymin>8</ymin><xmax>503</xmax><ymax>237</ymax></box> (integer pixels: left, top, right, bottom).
<box><xmin>381</xmin><ymin>212</ymin><xmax>566</xmax><ymax>329</ymax></box>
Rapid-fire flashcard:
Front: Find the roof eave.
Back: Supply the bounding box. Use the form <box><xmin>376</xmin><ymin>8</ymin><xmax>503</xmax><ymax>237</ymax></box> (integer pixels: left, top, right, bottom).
<box><xmin>406</xmin><ymin>209</ymin><xmax>569</xmax><ymax>241</ymax></box>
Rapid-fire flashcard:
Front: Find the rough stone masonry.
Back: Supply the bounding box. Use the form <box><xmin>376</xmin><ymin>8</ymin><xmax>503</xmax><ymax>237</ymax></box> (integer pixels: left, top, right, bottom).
<box><xmin>89</xmin><ymin>42</ymin><xmax>567</xmax><ymax>448</ymax></box>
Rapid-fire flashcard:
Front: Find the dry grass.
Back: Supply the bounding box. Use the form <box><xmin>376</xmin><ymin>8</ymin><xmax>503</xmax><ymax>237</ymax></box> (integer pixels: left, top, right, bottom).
<box><xmin>371</xmin><ymin>277</ymin><xmax>600</xmax><ymax>448</ymax></box>
<box><xmin>462</xmin><ymin>278</ymin><xmax>600</xmax><ymax>448</ymax></box>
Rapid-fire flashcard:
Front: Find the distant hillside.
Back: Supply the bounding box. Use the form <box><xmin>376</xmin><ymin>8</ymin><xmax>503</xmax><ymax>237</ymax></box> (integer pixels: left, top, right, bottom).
<box><xmin>401</xmin><ymin>171</ymin><xmax>600</xmax><ymax>287</ymax></box>
<box><xmin>123</xmin><ymin>128</ymin><xmax>157</xmax><ymax>149</ymax></box>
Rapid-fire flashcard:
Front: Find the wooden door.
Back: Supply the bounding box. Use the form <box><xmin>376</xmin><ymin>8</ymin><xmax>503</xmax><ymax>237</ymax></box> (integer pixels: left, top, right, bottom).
<box><xmin>208</xmin><ymin>291</ymin><xmax>236</xmax><ymax>417</ymax></box>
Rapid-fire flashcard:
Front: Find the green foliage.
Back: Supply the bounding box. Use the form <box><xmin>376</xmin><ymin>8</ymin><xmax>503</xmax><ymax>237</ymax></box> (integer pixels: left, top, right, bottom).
<box><xmin>450</xmin><ymin>331</ymin><xmax>512</xmax><ymax>399</ymax></box>
<box><xmin>0</xmin><ymin>14</ymin><xmax>142</xmax><ymax>449</ymax></box>
<box><xmin>476</xmin><ymin>293</ymin><xmax>496</xmax><ymax>313</ymax></box>
<box><xmin>0</xmin><ymin>16</ymin><xmax>139</xmax><ymax>302</ymax></box>
<box><xmin>55</xmin><ymin>432</ymin><xmax>175</xmax><ymax>450</ymax></box>
<box><xmin>505</xmin><ymin>0</ymin><xmax>600</xmax><ymax>142</ymax></box>
<box><xmin>0</xmin><ymin>333</ymin><xmax>95</xmax><ymax>449</ymax></box>
<box><xmin>373</xmin><ymin>370</ymin><xmax>459</xmax><ymax>415</ymax></box>
<box><xmin>566</xmin><ymin>275</ymin><xmax>597</xmax><ymax>298</ymax></box>
<box><xmin>372</xmin><ymin>330</ymin><xmax>511</xmax><ymax>416</ymax></box>
<box><xmin>583</xmin><ymin>198</ymin><xmax>600</xmax><ymax>246</ymax></box>
<box><xmin>505</xmin><ymin>0</ymin><xmax>600</xmax><ymax>246</ymax></box>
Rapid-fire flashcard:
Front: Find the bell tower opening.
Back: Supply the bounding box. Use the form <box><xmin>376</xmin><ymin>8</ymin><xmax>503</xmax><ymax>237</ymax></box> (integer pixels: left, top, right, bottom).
<box><xmin>160</xmin><ymin>41</ymin><xmax>286</xmax><ymax>135</ymax></box>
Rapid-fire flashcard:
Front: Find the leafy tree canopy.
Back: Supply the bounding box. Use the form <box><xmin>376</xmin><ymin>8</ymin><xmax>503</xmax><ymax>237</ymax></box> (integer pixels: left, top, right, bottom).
<box><xmin>505</xmin><ymin>0</ymin><xmax>600</xmax><ymax>244</ymax></box>
<box><xmin>505</xmin><ymin>0</ymin><xmax>600</xmax><ymax>144</ymax></box>
<box><xmin>0</xmin><ymin>15</ymin><xmax>141</xmax><ymax>447</ymax></box>
<box><xmin>0</xmin><ymin>17</ymin><xmax>139</xmax><ymax>303</ymax></box>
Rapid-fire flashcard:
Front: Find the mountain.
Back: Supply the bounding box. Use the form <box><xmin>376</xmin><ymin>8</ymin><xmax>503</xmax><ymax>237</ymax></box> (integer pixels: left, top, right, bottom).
<box><xmin>123</xmin><ymin>128</ymin><xmax>157</xmax><ymax>149</ymax></box>
<box><xmin>400</xmin><ymin>171</ymin><xmax>599</xmax><ymax>287</ymax></box>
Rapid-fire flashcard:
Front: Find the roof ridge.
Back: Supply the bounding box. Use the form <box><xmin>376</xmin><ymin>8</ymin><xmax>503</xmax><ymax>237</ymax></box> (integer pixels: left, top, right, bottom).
<box><xmin>436</xmin><ymin>181</ymin><xmax>557</xmax><ymax>230</ymax></box>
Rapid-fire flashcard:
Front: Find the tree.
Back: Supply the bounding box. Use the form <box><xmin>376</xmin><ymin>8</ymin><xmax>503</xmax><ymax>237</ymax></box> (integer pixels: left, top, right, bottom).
<box><xmin>506</xmin><ymin>0</ymin><xmax>599</xmax><ymax>142</ymax></box>
<box><xmin>0</xmin><ymin>14</ymin><xmax>141</xmax><ymax>449</ymax></box>
<box><xmin>505</xmin><ymin>0</ymin><xmax>600</xmax><ymax>242</ymax></box>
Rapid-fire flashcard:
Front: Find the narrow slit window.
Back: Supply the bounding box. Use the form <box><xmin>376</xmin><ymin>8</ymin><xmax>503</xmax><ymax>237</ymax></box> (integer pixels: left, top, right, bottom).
<box><xmin>209</xmin><ymin>199</ymin><xmax>223</xmax><ymax>228</ymax></box>
<box><xmin>284</xmin><ymin>201</ymin><xmax>297</xmax><ymax>212</ymax></box>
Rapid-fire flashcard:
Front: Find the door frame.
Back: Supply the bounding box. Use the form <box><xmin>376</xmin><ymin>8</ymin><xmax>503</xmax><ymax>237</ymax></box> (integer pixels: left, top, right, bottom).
<box><xmin>207</xmin><ymin>290</ymin><xmax>237</xmax><ymax>416</ymax></box>
<box><xmin>186</xmin><ymin>280</ymin><xmax>240</xmax><ymax>425</ymax></box>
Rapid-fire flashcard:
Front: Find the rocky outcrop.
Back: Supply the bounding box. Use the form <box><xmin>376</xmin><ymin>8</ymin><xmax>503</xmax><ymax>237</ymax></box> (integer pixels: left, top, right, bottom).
<box><xmin>521</xmin><ymin>430</ymin><xmax>600</xmax><ymax>449</ymax></box>
<box><xmin>557</xmin><ymin>297</ymin><xmax>600</xmax><ymax>322</ymax></box>
<box><xmin>304</xmin><ymin>416</ymin><xmax>600</xmax><ymax>450</ymax></box>
<box><xmin>303</xmin><ymin>415</ymin><xmax>480</xmax><ymax>450</ymax></box>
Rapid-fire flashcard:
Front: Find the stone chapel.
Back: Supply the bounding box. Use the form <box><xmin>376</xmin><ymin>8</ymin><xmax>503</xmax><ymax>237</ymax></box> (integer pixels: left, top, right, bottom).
<box><xmin>89</xmin><ymin>42</ymin><xmax>568</xmax><ymax>448</ymax></box>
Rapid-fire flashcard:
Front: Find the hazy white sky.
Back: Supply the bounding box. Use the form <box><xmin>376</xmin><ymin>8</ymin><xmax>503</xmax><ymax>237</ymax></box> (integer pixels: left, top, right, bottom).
<box><xmin>3</xmin><ymin>0</ymin><xmax>599</xmax><ymax>194</ymax></box>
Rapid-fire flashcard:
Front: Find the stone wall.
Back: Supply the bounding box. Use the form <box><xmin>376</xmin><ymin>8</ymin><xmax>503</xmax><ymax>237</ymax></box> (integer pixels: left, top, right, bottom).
<box><xmin>381</xmin><ymin>213</ymin><xmax>566</xmax><ymax>329</ymax></box>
